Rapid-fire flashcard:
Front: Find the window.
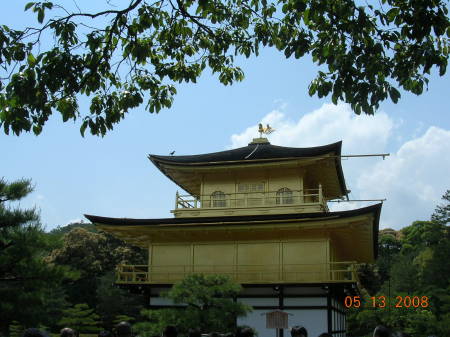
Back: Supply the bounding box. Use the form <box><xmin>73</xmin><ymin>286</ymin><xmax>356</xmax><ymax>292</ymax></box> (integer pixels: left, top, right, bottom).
<box><xmin>237</xmin><ymin>182</ymin><xmax>265</xmax><ymax>193</ymax></box>
<box><xmin>276</xmin><ymin>187</ymin><xmax>293</xmax><ymax>205</ymax></box>
<box><xmin>211</xmin><ymin>191</ymin><xmax>226</xmax><ymax>207</ymax></box>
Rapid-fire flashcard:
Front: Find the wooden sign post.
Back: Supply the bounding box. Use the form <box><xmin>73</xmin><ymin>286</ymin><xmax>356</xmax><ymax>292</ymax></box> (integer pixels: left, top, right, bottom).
<box><xmin>264</xmin><ymin>310</ymin><xmax>290</xmax><ymax>337</ymax></box>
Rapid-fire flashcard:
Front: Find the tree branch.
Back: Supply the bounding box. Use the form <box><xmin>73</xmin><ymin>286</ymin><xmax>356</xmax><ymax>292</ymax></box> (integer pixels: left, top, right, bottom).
<box><xmin>175</xmin><ymin>0</ymin><xmax>215</xmax><ymax>37</ymax></box>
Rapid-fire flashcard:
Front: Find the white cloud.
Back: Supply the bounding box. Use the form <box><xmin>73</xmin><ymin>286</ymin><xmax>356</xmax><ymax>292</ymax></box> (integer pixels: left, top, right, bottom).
<box><xmin>229</xmin><ymin>102</ymin><xmax>450</xmax><ymax>229</ymax></box>
<box><xmin>65</xmin><ymin>218</ymin><xmax>84</xmax><ymax>225</ymax></box>
<box><xmin>230</xmin><ymin>103</ymin><xmax>393</xmax><ymax>154</ymax></box>
<box><xmin>272</xmin><ymin>99</ymin><xmax>288</xmax><ymax>110</ymax></box>
<box><xmin>358</xmin><ymin>126</ymin><xmax>450</xmax><ymax>228</ymax></box>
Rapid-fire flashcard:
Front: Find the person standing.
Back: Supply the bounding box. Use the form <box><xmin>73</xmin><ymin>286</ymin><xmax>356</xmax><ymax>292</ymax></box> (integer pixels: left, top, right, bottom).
<box><xmin>23</xmin><ymin>328</ymin><xmax>49</xmax><ymax>337</ymax></box>
<box><xmin>290</xmin><ymin>326</ymin><xmax>307</xmax><ymax>337</ymax></box>
<box><xmin>99</xmin><ymin>331</ymin><xmax>112</xmax><ymax>337</ymax></box>
<box><xmin>60</xmin><ymin>328</ymin><xmax>75</xmax><ymax>337</ymax></box>
<box><xmin>115</xmin><ymin>322</ymin><xmax>132</xmax><ymax>337</ymax></box>
<box><xmin>373</xmin><ymin>326</ymin><xmax>392</xmax><ymax>337</ymax></box>
<box><xmin>163</xmin><ymin>326</ymin><xmax>178</xmax><ymax>337</ymax></box>
<box><xmin>188</xmin><ymin>328</ymin><xmax>201</xmax><ymax>337</ymax></box>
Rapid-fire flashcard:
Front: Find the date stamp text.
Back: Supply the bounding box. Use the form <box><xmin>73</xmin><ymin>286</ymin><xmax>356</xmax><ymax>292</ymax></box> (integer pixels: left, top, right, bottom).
<box><xmin>344</xmin><ymin>296</ymin><xmax>429</xmax><ymax>308</ymax></box>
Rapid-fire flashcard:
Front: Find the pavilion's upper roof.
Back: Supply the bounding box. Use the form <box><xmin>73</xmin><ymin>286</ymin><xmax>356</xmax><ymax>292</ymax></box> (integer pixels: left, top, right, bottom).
<box><xmin>149</xmin><ymin>138</ymin><xmax>343</xmax><ymax>166</ymax></box>
<box><xmin>148</xmin><ymin>138</ymin><xmax>347</xmax><ymax>198</ymax></box>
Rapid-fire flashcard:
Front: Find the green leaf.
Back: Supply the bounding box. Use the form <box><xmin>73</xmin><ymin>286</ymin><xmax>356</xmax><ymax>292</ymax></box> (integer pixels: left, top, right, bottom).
<box><xmin>284</xmin><ymin>46</ymin><xmax>294</xmax><ymax>58</ymax></box>
<box><xmin>303</xmin><ymin>9</ymin><xmax>310</xmax><ymax>25</ymax></box>
<box><xmin>439</xmin><ymin>62</ymin><xmax>447</xmax><ymax>76</ymax></box>
<box><xmin>27</xmin><ymin>53</ymin><xmax>36</xmax><ymax>66</ymax></box>
<box><xmin>332</xmin><ymin>94</ymin><xmax>338</xmax><ymax>105</ymax></box>
<box><xmin>308</xmin><ymin>81</ymin><xmax>317</xmax><ymax>96</ymax></box>
<box><xmin>386</xmin><ymin>8</ymin><xmax>399</xmax><ymax>22</ymax></box>
<box><xmin>80</xmin><ymin>121</ymin><xmax>88</xmax><ymax>136</ymax></box>
<box><xmin>37</xmin><ymin>9</ymin><xmax>44</xmax><ymax>23</ymax></box>
<box><xmin>389</xmin><ymin>87</ymin><xmax>401</xmax><ymax>103</ymax></box>
<box><xmin>296</xmin><ymin>0</ymin><xmax>307</xmax><ymax>12</ymax></box>
<box><xmin>32</xmin><ymin>124</ymin><xmax>42</xmax><ymax>135</ymax></box>
<box><xmin>24</xmin><ymin>2</ymin><xmax>35</xmax><ymax>11</ymax></box>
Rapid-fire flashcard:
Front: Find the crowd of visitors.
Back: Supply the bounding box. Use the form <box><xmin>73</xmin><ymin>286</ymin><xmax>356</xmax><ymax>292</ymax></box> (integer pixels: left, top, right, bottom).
<box><xmin>20</xmin><ymin>322</ymin><xmax>408</xmax><ymax>337</ymax></box>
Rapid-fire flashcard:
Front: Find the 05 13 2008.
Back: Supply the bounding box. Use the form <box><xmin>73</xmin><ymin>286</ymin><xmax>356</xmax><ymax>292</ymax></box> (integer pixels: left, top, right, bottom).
<box><xmin>344</xmin><ymin>295</ymin><xmax>430</xmax><ymax>308</ymax></box>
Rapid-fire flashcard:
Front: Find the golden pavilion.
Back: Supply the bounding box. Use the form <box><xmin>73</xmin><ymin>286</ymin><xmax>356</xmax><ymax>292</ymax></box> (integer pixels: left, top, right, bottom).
<box><xmin>85</xmin><ymin>137</ymin><xmax>381</xmax><ymax>337</ymax></box>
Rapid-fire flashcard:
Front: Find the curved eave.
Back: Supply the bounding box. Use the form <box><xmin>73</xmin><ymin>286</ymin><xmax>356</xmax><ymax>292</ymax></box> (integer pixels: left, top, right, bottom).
<box><xmin>85</xmin><ymin>203</ymin><xmax>380</xmax><ymax>260</ymax></box>
<box><xmin>149</xmin><ymin>141</ymin><xmax>343</xmax><ymax>166</ymax></box>
<box><xmin>335</xmin><ymin>156</ymin><xmax>347</xmax><ymax>199</ymax></box>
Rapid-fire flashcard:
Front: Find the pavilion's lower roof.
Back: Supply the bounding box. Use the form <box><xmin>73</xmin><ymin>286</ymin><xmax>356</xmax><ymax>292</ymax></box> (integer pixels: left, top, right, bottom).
<box><xmin>85</xmin><ymin>204</ymin><xmax>381</xmax><ymax>262</ymax></box>
<box><xmin>85</xmin><ymin>203</ymin><xmax>379</xmax><ymax>227</ymax></box>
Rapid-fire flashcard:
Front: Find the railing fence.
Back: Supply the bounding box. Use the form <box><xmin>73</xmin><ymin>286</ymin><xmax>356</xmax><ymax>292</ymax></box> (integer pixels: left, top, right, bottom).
<box><xmin>175</xmin><ymin>188</ymin><xmax>325</xmax><ymax>210</ymax></box>
<box><xmin>116</xmin><ymin>262</ymin><xmax>358</xmax><ymax>284</ymax></box>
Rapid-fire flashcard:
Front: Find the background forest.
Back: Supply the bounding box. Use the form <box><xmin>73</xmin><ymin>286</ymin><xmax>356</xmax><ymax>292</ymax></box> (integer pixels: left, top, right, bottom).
<box><xmin>347</xmin><ymin>190</ymin><xmax>450</xmax><ymax>337</ymax></box>
<box><xmin>0</xmin><ymin>178</ymin><xmax>449</xmax><ymax>337</ymax></box>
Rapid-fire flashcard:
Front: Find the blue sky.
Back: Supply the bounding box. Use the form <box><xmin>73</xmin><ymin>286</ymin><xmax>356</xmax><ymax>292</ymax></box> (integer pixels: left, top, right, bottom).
<box><xmin>2</xmin><ymin>1</ymin><xmax>449</xmax><ymax>231</ymax></box>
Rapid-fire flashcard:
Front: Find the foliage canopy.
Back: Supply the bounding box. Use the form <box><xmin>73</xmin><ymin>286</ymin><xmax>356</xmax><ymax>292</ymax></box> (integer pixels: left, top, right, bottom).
<box><xmin>0</xmin><ymin>178</ymin><xmax>67</xmax><ymax>334</ymax></box>
<box><xmin>46</xmin><ymin>225</ymin><xmax>147</xmax><ymax>314</ymax></box>
<box><xmin>166</xmin><ymin>273</ymin><xmax>251</xmax><ymax>332</ymax></box>
<box><xmin>1</xmin><ymin>181</ymin><xmax>449</xmax><ymax>336</ymax></box>
<box><xmin>0</xmin><ymin>0</ymin><xmax>448</xmax><ymax>136</ymax></box>
<box><xmin>350</xmin><ymin>190</ymin><xmax>450</xmax><ymax>337</ymax></box>
<box><xmin>135</xmin><ymin>274</ymin><xmax>251</xmax><ymax>335</ymax></box>
<box><xmin>58</xmin><ymin>303</ymin><xmax>101</xmax><ymax>333</ymax></box>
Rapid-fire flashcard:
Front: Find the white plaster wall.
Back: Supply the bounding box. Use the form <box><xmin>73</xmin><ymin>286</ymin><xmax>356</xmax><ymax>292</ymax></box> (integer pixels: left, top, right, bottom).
<box><xmin>283</xmin><ymin>297</ymin><xmax>327</xmax><ymax>306</ymax></box>
<box><xmin>238</xmin><ymin>298</ymin><xmax>279</xmax><ymax>306</ymax></box>
<box><xmin>237</xmin><ymin>309</ymin><xmax>274</xmax><ymax>337</ymax></box>
<box><xmin>238</xmin><ymin>309</ymin><xmax>327</xmax><ymax>337</ymax></box>
<box><xmin>286</xmin><ymin>309</ymin><xmax>328</xmax><ymax>337</ymax></box>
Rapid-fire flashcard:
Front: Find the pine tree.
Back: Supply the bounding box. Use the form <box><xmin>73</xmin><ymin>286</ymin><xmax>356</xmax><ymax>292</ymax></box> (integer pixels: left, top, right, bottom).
<box><xmin>113</xmin><ymin>315</ymin><xmax>135</xmax><ymax>325</ymax></box>
<box><xmin>0</xmin><ymin>178</ymin><xmax>65</xmax><ymax>334</ymax></box>
<box><xmin>0</xmin><ymin>178</ymin><xmax>37</xmax><ymax>254</ymax></box>
<box><xmin>432</xmin><ymin>190</ymin><xmax>450</xmax><ymax>225</ymax></box>
<box><xmin>59</xmin><ymin>303</ymin><xmax>101</xmax><ymax>334</ymax></box>
<box><xmin>9</xmin><ymin>321</ymin><xmax>24</xmax><ymax>337</ymax></box>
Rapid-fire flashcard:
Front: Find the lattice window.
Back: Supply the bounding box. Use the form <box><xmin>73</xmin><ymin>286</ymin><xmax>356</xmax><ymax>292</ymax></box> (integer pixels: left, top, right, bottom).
<box><xmin>237</xmin><ymin>182</ymin><xmax>265</xmax><ymax>192</ymax></box>
<box><xmin>276</xmin><ymin>187</ymin><xmax>293</xmax><ymax>205</ymax></box>
<box><xmin>211</xmin><ymin>191</ymin><xmax>226</xmax><ymax>207</ymax></box>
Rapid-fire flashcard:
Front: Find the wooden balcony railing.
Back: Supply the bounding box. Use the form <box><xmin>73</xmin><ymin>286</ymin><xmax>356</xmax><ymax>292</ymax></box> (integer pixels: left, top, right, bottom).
<box><xmin>174</xmin><ymin>187</ymin><xmax>326</xmax><ymax>210</ymax></box>
<box><xmin>115</xmin><ymin>262</ymin><xmax>358</xmax><ymax>284</ymax></box>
